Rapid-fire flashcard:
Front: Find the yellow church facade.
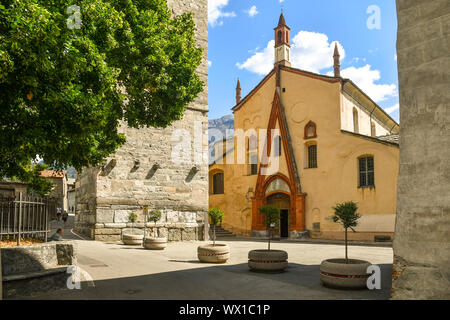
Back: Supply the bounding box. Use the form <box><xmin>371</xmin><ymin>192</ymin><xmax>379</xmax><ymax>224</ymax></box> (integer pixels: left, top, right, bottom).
<box><xmin>209</xmin><ymin>14</ymin><xmax>400</xmax><ymax>241</ymax></box>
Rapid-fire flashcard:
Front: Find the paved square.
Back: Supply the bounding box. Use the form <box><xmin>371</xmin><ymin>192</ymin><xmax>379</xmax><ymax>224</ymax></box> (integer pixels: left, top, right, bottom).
<box><xmin>23</xmin><ymin>238</ymin><xmax>393</xmax><ymax>300</ymax></box>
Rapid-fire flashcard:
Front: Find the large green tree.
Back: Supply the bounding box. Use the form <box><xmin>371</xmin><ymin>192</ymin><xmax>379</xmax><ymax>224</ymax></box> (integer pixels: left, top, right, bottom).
<box><xmin>0</xmin><ymin>0</ymin><xmax>203</xmax><ymax>194</ymax></box>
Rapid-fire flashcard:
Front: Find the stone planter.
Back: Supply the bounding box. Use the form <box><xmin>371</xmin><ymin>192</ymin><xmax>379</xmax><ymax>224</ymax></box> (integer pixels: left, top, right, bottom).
<box><xmin>122</xmin><ymin>234</ymin><xmax>144</xmax><ymax>245</ymax></box>
<box><xmin>197</xmin><ymin>244</ymin><xmax>230</xmax><ymax>263</ymax></box>
<box><xmin>248</xmin><ymin>249</ymin><xmax>288</xmax><ymax>272</ymax></box>
<box><xmin>143</xmin><ymin>237</ymin><xmax>167</xmax><ymax>250</ymax></box>
<box><xmin>320</xmin><ymin>258</ymin><xmax>371</xmax><ymax>289</ymax></box>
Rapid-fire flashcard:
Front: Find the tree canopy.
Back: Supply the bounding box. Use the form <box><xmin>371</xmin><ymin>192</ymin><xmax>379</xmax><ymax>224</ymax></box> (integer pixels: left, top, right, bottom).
<box><xmin>0</xmin><ymin>0</ymin><xmax>204</xmax><ymax>195</ymax></box>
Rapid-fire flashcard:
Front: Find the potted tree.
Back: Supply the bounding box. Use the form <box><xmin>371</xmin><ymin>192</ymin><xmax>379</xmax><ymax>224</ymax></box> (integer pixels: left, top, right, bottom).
<box><xmin>122</xmin><ymin>211</ymin><xmax>144</xmax><ymax>245</ymax></box>
<box><xmin>248</xmin><ymin>205</ymin><xmax>288</xmax><ymax>272</ymax></box>
<box><xmin>197</xmin><ymin>208</ymin><xmax>230</xmax><ymax>263</ymax></box>
<box><xmin>143</xmin><ymin>210</ymin><xmax>167</xmax><ymax>250</ymax></box>
<box><xmin>320</xmin><ymin>201</ymin><xmax>372</xmax><ymax>289</ymax></box>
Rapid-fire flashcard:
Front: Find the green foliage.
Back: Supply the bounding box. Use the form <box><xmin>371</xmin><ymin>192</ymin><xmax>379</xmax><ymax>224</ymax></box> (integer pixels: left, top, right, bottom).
<box><xmin>0</xmin><ymin>0</ymin><xmax>204</xmax><ymax>195</ymax></box>
<box><xmin>259</xmin><ymin>205</ymin><xmax>280</xmax><ymax>229</ymax></box>
<box><xmin>332</xmin><ymin>201</ymin><xmax>361</xmax><ymax>231</ymax></box>
<box><xmin>148</xmin><ymin>209</ymin><xmax>161</xmax><ymax>224</ymax></box>
<box><xmin>128</xmin><ymin>212</ymin><xmax>138</xmax><ymax>224</ymax></box>
<box><xmin>208</xmin><ymin>208</ymin><xmax>224</xmax><ymax>226</ymax></box>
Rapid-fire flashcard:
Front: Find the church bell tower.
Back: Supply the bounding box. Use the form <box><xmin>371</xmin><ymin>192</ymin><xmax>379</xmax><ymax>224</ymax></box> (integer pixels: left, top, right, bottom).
<box><xmin>274</xmin><ymin>12</ymin><xmax>291</xmax><ymax>67</ymax></box>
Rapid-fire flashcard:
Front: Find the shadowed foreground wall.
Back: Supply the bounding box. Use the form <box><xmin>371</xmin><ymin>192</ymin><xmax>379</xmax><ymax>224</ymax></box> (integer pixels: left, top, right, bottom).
<box><xmin>392</xmin><ymin>0</ymin><xmax>450</xmax><ymax>299</ymax></box>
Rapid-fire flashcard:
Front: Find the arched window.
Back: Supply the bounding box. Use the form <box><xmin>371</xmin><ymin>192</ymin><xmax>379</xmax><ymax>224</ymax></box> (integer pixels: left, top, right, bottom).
<box><xmin>277</xmin><ymin>30</ymin><xmax>282</xmax><ymax>43</ymax></box>
<box><xmin>304</xmin><ymin>121</ymin><xmax>317</xmax><ymax>139</ymax></box>
<box><xmin>371</xmin><ymin>122</ymin><xmax>376</xmax><ymax>137</ymax></box>
<box><xmin>353</xmin><ymin>108</ymin><xmax>359</xmax><ymax>133</ymax></box>
<box><xmin>212</xmin><ymin>172</ymin><xmax>224</xmax><ymax>194</ymax></box>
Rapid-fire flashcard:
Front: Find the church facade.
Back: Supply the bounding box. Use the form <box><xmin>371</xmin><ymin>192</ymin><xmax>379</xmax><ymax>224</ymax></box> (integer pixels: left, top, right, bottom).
<box><xmin>209</xmin><ymin>14</ymin><xmax>400</xmax><ymax>241</ymax></box>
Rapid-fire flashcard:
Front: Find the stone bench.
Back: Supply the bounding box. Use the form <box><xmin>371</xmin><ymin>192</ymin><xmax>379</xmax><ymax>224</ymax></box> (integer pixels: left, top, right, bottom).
<box><xmin>1</xmin><ymin>241</ymin><xmax>77</xmax><ymax>299</ymax></box>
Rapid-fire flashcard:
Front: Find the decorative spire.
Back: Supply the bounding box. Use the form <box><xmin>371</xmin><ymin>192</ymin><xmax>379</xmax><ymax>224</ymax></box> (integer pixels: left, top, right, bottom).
<box><xmin>333</xmin><ymin>42</ymin><xmax>341</xmax><ymax>77</ymax></box>
<box><xmin>236</xmin><ymin>78</ymin><xmax>242</xmax><ymax>104</ymax></box>
<box><xmin>274</xmin><ymin>13</ymin><xmax>291</xmax><ymax>67</ymax></box>
<box><xmin>278</xmin><ymin>12</ymin><xmax>287</xmax><ymax>27</ymax></box>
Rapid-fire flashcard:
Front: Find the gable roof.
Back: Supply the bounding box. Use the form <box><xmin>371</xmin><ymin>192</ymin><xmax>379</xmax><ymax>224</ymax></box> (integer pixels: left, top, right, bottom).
<box><xmin>232</xmin><ymin>65</ymin><xmax>399</xmax><ymax>134</ymax></box>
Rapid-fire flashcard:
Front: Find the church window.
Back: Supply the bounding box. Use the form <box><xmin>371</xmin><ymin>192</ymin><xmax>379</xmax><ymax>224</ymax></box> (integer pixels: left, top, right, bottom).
<box><xmin>278</xmin><ymin>30</ymin><xmax>282</xmax><ymax>43</ymax></box>
<box><xmin>359</xmin><ymin>156</ymin><xmax>375</xmax><ymax>187</ymax></box>
<box><xmin>308</xmin><ymin>145</ymin><xmax>318</xmax><ymax>169</ymax></box>
<box><xmin>213</xmin><ymin>172</ymin><xmax>224</xmax><ymax>194</ymax></box>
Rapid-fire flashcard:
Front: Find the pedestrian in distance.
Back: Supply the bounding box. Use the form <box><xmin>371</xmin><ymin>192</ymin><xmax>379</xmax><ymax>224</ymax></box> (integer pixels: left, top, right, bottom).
<box><xmin>62</xmin><ymin>210</ymin><xmax>69</xmax><ymax>226</ymax></box>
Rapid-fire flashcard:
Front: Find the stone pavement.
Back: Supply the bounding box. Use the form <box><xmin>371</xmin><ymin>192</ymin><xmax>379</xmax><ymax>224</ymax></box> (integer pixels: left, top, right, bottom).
<box><xmin>23</xmin><ymin>238</ymin><xmax>393</xmax><ymax>300</ymax></box>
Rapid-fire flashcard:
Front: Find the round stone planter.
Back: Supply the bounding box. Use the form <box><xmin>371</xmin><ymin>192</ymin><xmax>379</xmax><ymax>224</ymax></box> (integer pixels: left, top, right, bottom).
<box><xmin>143</xmin><ymin>237</ymin><xmax>167</xmax><ymax>250</ymax></box>
<box><xmin>197</xmin><ymin>244</ymin><xmax>230</xmax><ymax>263</ymax></box>
<box><xmin>320</xmin><ymin>258</ymin><xmax>372</xmax><ymax>289</ymax></box>
<box><xmin>248</xmin><ymin>249</ymin><xmax>288</xmax><ymax>272</ymax></box>
<box><xmin>122</xmin><ymin>234</ymin><xmax>144</xmax><ymax>245</ymax></box>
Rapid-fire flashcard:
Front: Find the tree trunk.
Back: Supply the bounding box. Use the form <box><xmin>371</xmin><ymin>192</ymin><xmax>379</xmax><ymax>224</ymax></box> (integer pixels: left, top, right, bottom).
<box><xmin>268</xmin><ymin>228</ymin><xmax>271</xmax><ymax>251</ymax></box>
<box><xmin>213</xmin><ymin>224</ymin><xmax>216</xmax><ymax>247</ymax></box>
<box><xmin>345</xmin><ymin>227</ymin><xmax>348</xmax><ymax>263</ymax></box>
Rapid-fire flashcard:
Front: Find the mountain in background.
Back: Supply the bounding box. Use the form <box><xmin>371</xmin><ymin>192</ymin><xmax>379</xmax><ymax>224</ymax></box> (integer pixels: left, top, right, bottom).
<box><xmin>208</xmin><ymin>114</ymin><xmax>234</xmax><ymax>146</ymax></box>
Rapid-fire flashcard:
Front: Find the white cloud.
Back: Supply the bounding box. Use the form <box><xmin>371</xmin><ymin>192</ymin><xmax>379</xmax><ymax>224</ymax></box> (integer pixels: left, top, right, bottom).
<box><xmin>246</xmin><ymin>5</ymin><xmax>258</xmax><ymax>17</ymax></box>
<box><xmin>384</xmin><ymin>104</ymin><xmax>399</xmax><ymax>114</ymax></box>
<box><xmin>237</xmin><ymin>30</ymin><xmax>396</xmax><ymax>103</ymax></box>
<box><xmin>394</xmin><ymin>54</ymin><xmax>397</xmax><ymax>61</ymax></box>
<box><xmin>337</xmin><ymin>65</ymin><xmax>397</xmax><ymax>102</ymax></box>
<box><xmin>236</xmin><ymin>31</ymin><xmax>345</xmax><ymax>75</ymax></box>
<box><xmin>208</xmin><ymin>60</ymin><xmax>212</xmax><ymax>67</ymax></box>
<box><xmin>208</xmin><ymin>0</ymin><xmax>236</xmax><ymax>27</ymax></box>
<box><xmin>236</xmin><ymin>40</ymin><xmax>275</xmax><ymax>75</ymax></box>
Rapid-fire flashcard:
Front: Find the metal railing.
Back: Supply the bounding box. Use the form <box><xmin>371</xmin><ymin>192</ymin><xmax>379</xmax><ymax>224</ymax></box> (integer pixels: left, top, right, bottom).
<box><xmin>0</xmin><ymin>193</ymin><xmax>56</xmax><ymax>245</ymax></box>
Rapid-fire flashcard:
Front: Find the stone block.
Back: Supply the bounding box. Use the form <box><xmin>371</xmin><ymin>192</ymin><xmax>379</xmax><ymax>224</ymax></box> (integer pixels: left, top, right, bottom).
<box><xmin>182</xmin><ymin>228</ymin><xmax>196</xmax><ymax>241</ymax></box>
<box><xmin>95</xmin><ymin>235</ymin><xmax>121</xmax><ymax>242</ymax></box>
<box><xmin>114</xmin><ymin>210</ymin><xmax>130</xmax><ymax>223</ymax></box>
<box><xmin>168</xmin><ymin>228</ymin><xmax>182</xmax><ymax>242</ymax></box>
<box><xmin>96</xmin><ymin>209</ymin><xmax>114</xmax><ymax>223</ymax></box>
<box><xmin>158</xmin><ymin>227</ymin><xmax>168</xmax><ymax>238</ymax></box>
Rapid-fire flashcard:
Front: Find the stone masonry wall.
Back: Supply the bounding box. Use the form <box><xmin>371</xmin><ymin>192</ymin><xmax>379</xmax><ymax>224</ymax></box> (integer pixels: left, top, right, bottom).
<box><xmin>74</xmin><ymin>0</ymin><xmax>209</xmax><ymax>242</ymax></box>
<box><xmin>392</xmin><ymin>0</ymin><xmax>450</xmax><ymax>299</ymax></box>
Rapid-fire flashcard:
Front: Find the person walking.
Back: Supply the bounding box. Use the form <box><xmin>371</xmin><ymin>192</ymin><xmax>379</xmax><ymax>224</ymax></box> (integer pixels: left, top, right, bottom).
<box><xmin>56</xmin><ymin>207</ymin><xmax>62</xmax><ymax>221</ymax></box>
<box><xmin>62</xmin><ymin>210</ymin><xmax>69</xmax><ymax>227</ymax></box>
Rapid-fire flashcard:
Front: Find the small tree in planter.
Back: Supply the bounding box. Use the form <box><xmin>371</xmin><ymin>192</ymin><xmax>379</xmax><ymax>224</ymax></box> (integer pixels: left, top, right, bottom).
<box><xmin>129</xmin><ymin>212</ymin><xmax>138</xmax><ymax>232</ymax></box>
<box><xmin>320</xmin><ymin>201</ymin><xmax>371</xmax><ymax>289</ymax></box>
<box><xmin>248</xmin><ymin>205</ymin><xmax>288</xmax><ymax>272</ymax></box>
<box><xmin>259</xmin><ymin>205</ymin><xmax>280</xmax><ymax>251</ymax></box>
<box><xmin>332</xmin><ymin>201</ymin><xmax>361</xmax><ymax>263</ymax></box>
<box><xmin>122</xmin><ymin>212</ymin><xmax>143</xmax><ymax>245</ymax></box>
<box><xmin>144</xmin><ymin>209</ymin><xmax>167</xmax><ymax>250</ymax></box>
<box><xmin>197</xmin><ymin>208</ymin><xmax>229</xmax><ymax>263</ymax></box>
<box><xmin>208</xmin><ymin>208</ymin><xmax>224</xmax><ymax>247</ymax></box>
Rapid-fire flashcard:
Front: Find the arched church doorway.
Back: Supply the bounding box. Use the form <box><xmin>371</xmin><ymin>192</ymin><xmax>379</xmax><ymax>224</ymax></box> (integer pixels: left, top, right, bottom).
<box><xmin>266</xmin><ymin>193</ymin><xmax>290</xmax><ymax>238</ymax></box>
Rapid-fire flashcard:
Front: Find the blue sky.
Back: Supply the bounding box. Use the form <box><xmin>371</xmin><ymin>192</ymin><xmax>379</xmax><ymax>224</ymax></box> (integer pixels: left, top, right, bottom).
<box><xmin>208</xmin><ymin>0</ymin><xmax>400</xmax><ymax>122</ymax></box>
